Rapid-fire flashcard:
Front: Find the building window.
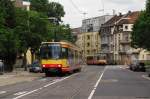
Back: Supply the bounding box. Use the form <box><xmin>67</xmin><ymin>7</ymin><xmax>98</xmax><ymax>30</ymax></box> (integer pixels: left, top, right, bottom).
<box><xmin>87</xmin><ymin>35</ymin><xmax>90</xmax><ymax>40</ymax></box>
<box><xmin>125</xmin><ymin>26</ymin><xmax>128</xmax><ymax>30</ymax></box>
<box><xmin>87</xmin><ymin>43</ymin><xmax>90</xmax><ymax>47</ymax></box>
<box><xmin>87</xmin><ymin>50</ymin><xmax>90</xmax><ymax>54</ymax></box>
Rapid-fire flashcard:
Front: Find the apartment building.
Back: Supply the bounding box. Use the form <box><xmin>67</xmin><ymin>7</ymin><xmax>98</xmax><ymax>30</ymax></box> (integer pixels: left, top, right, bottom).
<box><xmin>100</xmin><ymin>15</ymin><xmax>122</xmax><ymax>63</ymax></box>
<box><xmin>76</xmin><ymin>15</ymin><xmax>113</xmax><ymax>58</ymax></box>
<box><xmin>76</xmin><ymin>32</ymin><xmax>100</xmax><ymax>58</ymax></box>
<box><xmin>100</xmin><ymin>11</ymin><xmax>150</xmax><ymax>64</ymax></box>
<box><xmin>81</xmin><ymin>15</ymin><xmax>113</xmax><ymax>33</ymax></box>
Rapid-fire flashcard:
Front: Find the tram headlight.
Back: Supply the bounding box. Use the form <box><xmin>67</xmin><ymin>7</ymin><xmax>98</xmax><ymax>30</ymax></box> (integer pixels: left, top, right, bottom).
<box><xmin>42</xmin><ymin>65</ymin><xmax>45</xmax><ymax>67</ymax></box>
<box><xmin>58</xmin><ymin>64</ymin><xmax>62</xmax><ymax>67</ymax></box>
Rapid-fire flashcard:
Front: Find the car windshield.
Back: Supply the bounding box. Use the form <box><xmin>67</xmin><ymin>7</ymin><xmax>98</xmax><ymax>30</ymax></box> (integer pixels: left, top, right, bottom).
<box><xmin>40</xmin><ymin>43</ymin><xmax>61</xmax><ymax>59</ymax></box>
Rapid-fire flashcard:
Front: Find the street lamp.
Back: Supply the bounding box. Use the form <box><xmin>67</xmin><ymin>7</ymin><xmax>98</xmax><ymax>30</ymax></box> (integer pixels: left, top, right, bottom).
<box><xmin>41</xmin><ymin>17</ymin><xmax>58</xmax><ymax>42</ymax></box>
<box><xmin>49</xmin><ymin>17</ymin><xmax>58</xmax><ymax>42</ymax></box>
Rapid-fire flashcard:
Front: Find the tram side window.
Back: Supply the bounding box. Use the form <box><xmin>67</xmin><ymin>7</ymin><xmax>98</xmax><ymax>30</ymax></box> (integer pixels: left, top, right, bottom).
<box><xmin>68</xmin><ymin>49</ymin><xmax>74</xmax><ymax>64</ymax></box>
<box><xmin>61</xmin><ymin>47</ymin><xmax>68</xmax><ymax>58</ymax></box>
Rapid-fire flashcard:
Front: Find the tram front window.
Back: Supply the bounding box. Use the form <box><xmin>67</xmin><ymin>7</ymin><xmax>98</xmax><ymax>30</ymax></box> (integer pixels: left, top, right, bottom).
<box><xmin>40</xmin><ymin>44</ymin><xmax>61</xmax><ymax>59</ymax></box>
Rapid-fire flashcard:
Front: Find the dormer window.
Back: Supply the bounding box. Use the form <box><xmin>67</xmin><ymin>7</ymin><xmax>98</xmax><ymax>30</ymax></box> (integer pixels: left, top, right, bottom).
<box><xmin>125</xmin><ymin>26</ymin><xmax>128</xmax><ymax>30</ymax></box>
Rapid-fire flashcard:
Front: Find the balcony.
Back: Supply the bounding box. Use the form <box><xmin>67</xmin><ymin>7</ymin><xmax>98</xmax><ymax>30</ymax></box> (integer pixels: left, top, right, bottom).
<box><xmin>132</xmin><ymin>49</ymin><xmax>140</xmax><ymax>54</ymax></box>
<box><xmin>101</xmin><ymin>41</ymin><xmax>109</xmax><ymax>46</ymax></box>
<box><xmin>119</xmin><ymin>40</ymin><xmax>131</xmax><ymax>44</ymax></box>
<box><xmin>119</xmin><ymin>49</ymin><xmax>127</xmax><ymax>54</ymax></box>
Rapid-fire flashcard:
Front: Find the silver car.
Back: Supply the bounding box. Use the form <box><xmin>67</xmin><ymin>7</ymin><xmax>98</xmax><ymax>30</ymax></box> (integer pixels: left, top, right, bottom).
<box><xmin>29</xmin><ymin>60</ymin><xmax>42</xmax><ymax>73</ymax></box>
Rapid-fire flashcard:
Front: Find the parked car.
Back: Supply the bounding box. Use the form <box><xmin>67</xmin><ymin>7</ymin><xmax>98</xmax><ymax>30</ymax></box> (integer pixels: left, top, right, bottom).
<box><xmin>29</xmin><ymin>60</ymin><xmax>42</xmax><ymax>73</ymax></box>
<box><xmin>129</xmin><ymin>60</ymin><xmax>146</xmax><ymax>72</ymax></box>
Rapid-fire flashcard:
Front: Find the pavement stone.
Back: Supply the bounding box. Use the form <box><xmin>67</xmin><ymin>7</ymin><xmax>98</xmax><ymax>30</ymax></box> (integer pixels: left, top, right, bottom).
<box><xmin>0</xmin><ymin>70</ymin><xmax>44</xmax><ymax>87</ymax></box>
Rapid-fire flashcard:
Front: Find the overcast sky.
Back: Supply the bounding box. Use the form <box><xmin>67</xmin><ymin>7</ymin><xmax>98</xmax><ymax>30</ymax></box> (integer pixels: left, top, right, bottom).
<box><xmin>49</xmin><ymin>0</ymin><xmax>146</xmax><ymax>28</ymax></box>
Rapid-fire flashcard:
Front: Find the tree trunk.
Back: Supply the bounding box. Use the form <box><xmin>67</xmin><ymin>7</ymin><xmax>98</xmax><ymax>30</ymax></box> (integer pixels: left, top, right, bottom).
<box><xmin>22</xmin><ymin>52</ymin><xmax>27</xmax><ymax>71</ymax></box>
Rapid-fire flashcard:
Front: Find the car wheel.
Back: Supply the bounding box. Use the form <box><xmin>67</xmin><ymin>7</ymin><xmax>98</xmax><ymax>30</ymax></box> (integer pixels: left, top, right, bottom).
<box><xmin>148</xmin><ymin>74</ymin><xmax>150</xmax><ymax>77</ymax></box>
<box><xmin>129</xmin><ymin>66</ymin><xmax>132</xmax><ymax>70</ymax></box>
<box><xmin>142</xmin><ymin>68</ymin><xmax>146</xmax><ymax>72</ymax></box>
<box><xmin>132</xmin><ymin>67</ymin><xmax>136</xmax><ymax>71</ymax></box>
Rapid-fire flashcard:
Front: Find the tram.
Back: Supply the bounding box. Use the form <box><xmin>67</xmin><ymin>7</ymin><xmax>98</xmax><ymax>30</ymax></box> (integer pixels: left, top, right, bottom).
<box><xmin>39</xmin><ymin>41</ymin><xmax>82</xmax><ymax>76</ymax></box>
<box><xmin>86</xmin><ymin>54</ymin><xmax>107</xmax><ymax>65</ymax></box>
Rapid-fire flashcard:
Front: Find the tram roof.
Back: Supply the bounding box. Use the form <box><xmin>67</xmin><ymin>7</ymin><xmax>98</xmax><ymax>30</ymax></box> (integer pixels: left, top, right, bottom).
<box><xmin>41</xmin><ymin>41</ymin><xmax>80</xmax><ymax>51</ymax></box>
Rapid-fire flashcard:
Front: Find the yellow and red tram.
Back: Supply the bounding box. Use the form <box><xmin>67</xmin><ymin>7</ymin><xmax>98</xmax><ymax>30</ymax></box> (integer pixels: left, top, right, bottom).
<box><xmin>86</xmin><ymin>54</ymin><xmax>107</xmax><ymax>65</ymax></box>
<box><xmin>39</xmin><ymin>41</ymin><xmax>82</xmax><ymax>76</ymax></box>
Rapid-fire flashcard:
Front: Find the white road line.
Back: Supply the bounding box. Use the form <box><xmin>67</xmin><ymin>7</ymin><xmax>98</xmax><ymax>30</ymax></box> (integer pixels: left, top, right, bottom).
<box><xmin>0</xmin><ymin>91</ymin><xmax>7</xmax><ymax>94</ymax></box>
<box><xmin>14</xmin><ymin>91</ymin><xmax>28</xmax><ymax>96</ymax></box>
<box><xmin>142</xmin><ymin>75</ymin><xmax>150</xmax><ymax>80</ymax></box>
<box><xmin>13</xmin><ymin>73</ymin><xmax>78</xmax><ymax>99</ymax></box>
<box><xmin>88</xmin><ymin>67</ymin><xmax>107</xmax><ymax>99</ymax></box>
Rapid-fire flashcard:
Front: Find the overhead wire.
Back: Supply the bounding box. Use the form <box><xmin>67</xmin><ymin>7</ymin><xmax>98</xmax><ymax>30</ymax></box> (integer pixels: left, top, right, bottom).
<box><xmin>98</xmin><ymin>0</ymin><xmax>104</xmax><ymax>14</ymax></box>
<box><xmin>69</xmin><ymin>0</ymin><xmax>83</xmax><ymax>14</ymax></box>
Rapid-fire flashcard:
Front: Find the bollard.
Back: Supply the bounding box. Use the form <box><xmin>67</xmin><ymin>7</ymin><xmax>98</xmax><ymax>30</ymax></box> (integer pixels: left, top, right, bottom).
<box><xmin>0</xmin><ymin>60</ymin><xmax>4</xmax><ymax>75</ymax></box>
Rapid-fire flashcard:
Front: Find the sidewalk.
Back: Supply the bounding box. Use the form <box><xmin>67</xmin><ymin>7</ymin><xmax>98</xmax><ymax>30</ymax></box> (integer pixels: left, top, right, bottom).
<box><xmin>0</xmin><ymin>69</ymin><xmax>44</xmax><ymax>87</ymax></box>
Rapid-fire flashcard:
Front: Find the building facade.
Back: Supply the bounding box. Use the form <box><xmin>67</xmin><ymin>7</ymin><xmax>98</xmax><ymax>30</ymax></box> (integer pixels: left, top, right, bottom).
<box><xmin>100</xmin><ymin>15</ymin><xmax>123</xmax><ymax>64</ymax></box>
<box><xmin>76</xmin><ymin>15</ymin><xmax>113</xmax><ymax>58</ymax></box>
<box><xmin>76</xmin><ymin>32</ymin><xmax>100</xmax><ymax>58</ymax></box>
<box><xmin>100</xmin><ymin>11</ymin><xmax>150</xmax><ymax>64</ymax></box>
<box><xmin>81</xmin><ymin>15</ymin><xmax>113</xmax><ymax>33</ymax></box>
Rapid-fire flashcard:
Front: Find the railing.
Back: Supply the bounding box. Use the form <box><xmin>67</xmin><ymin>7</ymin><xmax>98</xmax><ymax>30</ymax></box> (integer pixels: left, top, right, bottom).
<box><xmin>119</xmin><ymin>40</ymin><xmax>131</xmax><ymax>44</ymax></box>
<box><xmin>119</xmin><ymin>49</ymin><xmax>127</xmax><ymax>54</ymax></box>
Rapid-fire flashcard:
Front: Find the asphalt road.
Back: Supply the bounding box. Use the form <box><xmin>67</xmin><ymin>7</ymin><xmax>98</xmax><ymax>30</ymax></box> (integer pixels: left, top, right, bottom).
<box><xmin>0</xmin><ymin>65</ymin><xmax>150</xmax><ymax>99</ymax></box>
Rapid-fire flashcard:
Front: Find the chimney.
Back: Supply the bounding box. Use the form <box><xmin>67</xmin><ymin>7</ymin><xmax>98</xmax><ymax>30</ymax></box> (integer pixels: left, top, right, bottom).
<box><xmin>113</xmin><ymin>9</ymin><xmax>116</xmax><ymax>15</ymax></box>
<box><xmin>128</xmin><ymin>10</ymin><xmax>132</xmax><ymax>14</ymax></box>
<box><xmin>119</xmin><ymin>12</ymin><xmax>122</xmax><ymax>17</ymax></box>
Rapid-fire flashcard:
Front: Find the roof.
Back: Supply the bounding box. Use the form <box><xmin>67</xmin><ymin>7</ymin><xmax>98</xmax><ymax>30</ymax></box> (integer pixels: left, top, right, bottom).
<box><xmin>101</xmin><ymin>15</ymin><xmax>122</xmax><ymax>27</ymax></box>
<box><xmin>41</xmin><ymin>41</ymin><xmax>80</xmax><ymax>50</ymax></box>
<box><xmin>116</xmin><ymin>11</ymin><xmax>140</xmax><ymax>25</ymax></box>
<box><xmin>101</xmin><ymin>11</ymin><xmax>140</xmax><ymax>27</ymax></box>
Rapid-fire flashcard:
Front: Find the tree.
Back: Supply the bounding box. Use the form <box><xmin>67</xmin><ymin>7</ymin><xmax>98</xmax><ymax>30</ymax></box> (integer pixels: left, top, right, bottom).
<box><xmin>146</xmin><ymin>0</ymin><xmax>150</xmax><ymax>13</ymax></box>
<box><xmin>15</xmin><ymin>8</ymin><xmax>49</xmax><ymax>69</ymax></box>
<box><xmin>47</xmin><ymin>24</ymin><xmax>74</xmax><ymax>42</ymax></box>
<box><xmin>47</xmin><ymin>2</ymin><xmax>65</xmax><ymax>22</ymax></box>
<box><xmin>131</xmin><ymin>0</ymin><xmax>150</xmax><ymax>51</ymax></box>
<box><xmin>30</xmin><ymin>0</ymin><xmax>48</xmax><ymax>14</ymax></box>
<box><xmin>0</xmin><ymin>0</ymin><xmax>17</xmax><ymax>71</ymax></box>
<box><xmin>28</xmin><ymin>11</ymin><xmax>49</xmax><ymax>49</ymax></box>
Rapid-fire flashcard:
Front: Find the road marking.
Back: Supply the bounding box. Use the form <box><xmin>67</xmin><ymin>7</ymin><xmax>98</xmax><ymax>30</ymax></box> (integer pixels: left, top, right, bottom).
<box><xmin>88</xmin><ymin>67</ymin><xmax>107</xmax><ymax>99</ymax></box>
<box><xmin>142</xmin><ymin>75</ymin><xmax>150</xmax><ymax>80</ymax></box>
<box><xmin>0</xmin><ymin>91</ymin><xmax>7</xmax><ymax>94</ymax></box>
<box><xmin>38</xmin><ymin>78</ymin><xmax>47</xmax><ymax>82</ymax></box>
<box><xmin>0</xmin><ymin>75</ymin><xmax>15</xmax><ymax>79</ymax></box>
<box><xmin>14</xmin><ymin>91</ymin><xmax>28</xmax><ymax>96</ymax></box>
<box><xmin>13</xmin><ymin>73</ymin><xmax>78</xmax><ymax>99</ymax></box>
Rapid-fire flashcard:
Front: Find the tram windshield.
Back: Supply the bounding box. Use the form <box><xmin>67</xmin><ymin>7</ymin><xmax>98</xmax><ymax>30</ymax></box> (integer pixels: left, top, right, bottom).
<box><xmin>40</xmin><ymin>43</ymin><xmax>61</xmax><ymax>59</ymax></box>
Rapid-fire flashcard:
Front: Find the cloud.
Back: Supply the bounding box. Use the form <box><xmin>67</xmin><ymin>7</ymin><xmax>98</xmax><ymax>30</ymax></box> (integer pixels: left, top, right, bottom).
<box><xmin>49</xmin><ymin>0</ymin><xmax>146</xmax><ymax>27</ymax></box>
<box><xmin>105</xmin><ymin>0</ymin><xmax>135</xmax><ymax>5</ymax></box>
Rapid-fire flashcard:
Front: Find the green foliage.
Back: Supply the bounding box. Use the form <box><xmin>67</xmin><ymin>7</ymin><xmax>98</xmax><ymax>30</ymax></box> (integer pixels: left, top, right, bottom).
<box><xmin>0</xmin><ymin>0</ymin><xmax>17</xmax><ymax>71</ymax></box>
<box><xmin>15</xmin><ymin>9</ymin><xmax>49</xmax><ymax>52</ymax></box>
<box><xmin>47</xmin><ymin>2</ymin><xmax>65</xmax><ymax>22</ymax></box>
<box><xmin>146</xmin><ymin>0</ymin><xmax>150</xmax><ymax>13</ymax></box>
<box><xmin>28</xmin><ymin>11</ymin><xmax>49</xmax><ymax>50</ymax></box>
<box><xmin>47</xmin><ymin>24</ymin><xmax>74</xmax><ymax>42</ymax></box>
<box><xmin>131</xmin><ymin>0</ymin><xmax>150</xmax><ymax>51</ymax></box>
<box><xmin>14</xmin><ymin>8</ymin><xmax>29</xmax><ymax>53</ymax></box>
<box><xmin>31</xmin><ymin>0</ymin><xmax>48</xmax><ymax>14</ymax></box>
<box><xmin>0</xmin><ymin>0</ymin><xmax>73</xmax><ymax>71</ymax></box>
<box><xmin>0</xmin><ymin>0</ymin><xmax>16</xmax><ymax>28</ymax></box>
